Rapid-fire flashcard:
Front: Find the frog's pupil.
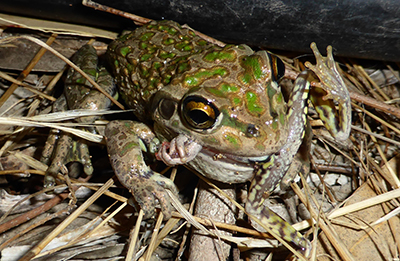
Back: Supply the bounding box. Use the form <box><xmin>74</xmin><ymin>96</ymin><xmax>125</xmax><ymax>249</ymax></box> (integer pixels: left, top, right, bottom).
<box><xmin>189</xmin><ymin>109</ymin><xmax>212</xmax><ymax>126</ymax></box>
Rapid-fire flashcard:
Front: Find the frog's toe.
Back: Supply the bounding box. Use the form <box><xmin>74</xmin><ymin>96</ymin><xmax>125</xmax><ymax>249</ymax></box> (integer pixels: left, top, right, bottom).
<box><xmin>44</xmin><ymin>172</ymin><xmax>57</xmax><ymax>188</ymax></box>
<box><xmin>157</xmin><ymin>135</ymin><xmax>202</xmax><ymax>166</ymax></box>
<box><xmin>132</xmin><ymin>174</ymin><xmax>176</xmax><ymax>220</ymax></box>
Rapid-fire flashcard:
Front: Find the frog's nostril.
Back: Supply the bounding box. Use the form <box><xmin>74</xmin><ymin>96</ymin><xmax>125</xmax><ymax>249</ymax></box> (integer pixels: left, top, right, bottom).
<box><xmin>246</xmin><ymin>124</ymin><xmax>260</xmax><ymax>137</ymax></box>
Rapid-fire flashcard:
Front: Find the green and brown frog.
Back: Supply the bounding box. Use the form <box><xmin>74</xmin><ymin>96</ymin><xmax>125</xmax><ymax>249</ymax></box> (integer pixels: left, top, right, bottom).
<box><xmin>42</xmin><ymin>20</ymin><xmax>351</xmax><ymax>254</ymax></box>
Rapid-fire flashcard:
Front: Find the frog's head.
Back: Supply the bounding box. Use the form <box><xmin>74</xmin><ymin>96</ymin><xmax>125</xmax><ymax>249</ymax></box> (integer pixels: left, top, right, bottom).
<box><xmin>152</xmin><ymin>45</ymin><xmax>289</xmax><ymax>161</ymax></box>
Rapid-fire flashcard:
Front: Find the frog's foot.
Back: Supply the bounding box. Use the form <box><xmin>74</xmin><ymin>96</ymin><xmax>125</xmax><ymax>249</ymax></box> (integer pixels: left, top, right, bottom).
<box><xmin>42</xmin><ymin>131</ymin><xmax>93</xmax><ymax>188</ymax></box>
<box><xmin>305</xmin><ymin>42</ymin><xmax>351</xmax><ymax>141</ymax></box>
<box><xmin>245</xmin><ymin>202</ymin><xmax>311</xmax><ymax>256</ymax></box>
<box><xmin>105</xmin><ymin>121</ymin><xmax>178</xmax><ymax>220</ymax></box>
<box><xmin>156</xmin><ymin>134</ymin><xmax>202</xmax><ymax>166</ymax></box>
<box><xmin>128</xmin><ymin>172</ymin><xmax>178</xmax><ymax>220</ymax></box>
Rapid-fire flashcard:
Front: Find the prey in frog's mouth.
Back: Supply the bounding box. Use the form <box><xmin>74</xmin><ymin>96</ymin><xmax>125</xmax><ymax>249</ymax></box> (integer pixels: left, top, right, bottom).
<box><xmin>156</xmin><ymin>133</ymin><xmax>260</xmax><ymax>171</ymax></box>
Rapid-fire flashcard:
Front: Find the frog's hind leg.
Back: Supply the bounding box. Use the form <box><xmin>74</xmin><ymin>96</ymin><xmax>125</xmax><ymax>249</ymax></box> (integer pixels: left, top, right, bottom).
<box><xmin>42</xmin><ymin>45</ymin><xmax>115</xmax><ymax>187</ymax></box>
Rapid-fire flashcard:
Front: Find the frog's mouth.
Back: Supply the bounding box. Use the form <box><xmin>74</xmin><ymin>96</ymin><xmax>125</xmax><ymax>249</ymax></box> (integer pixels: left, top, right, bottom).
<box><xmin>156</xmin><ymin>134</ymin><xmax>258</xmax><ymax>173</ymax></box>
<box><xmin>198</xmin><ymin>145</ymin><xmax>273</xmax><ymax>172</ymax></box>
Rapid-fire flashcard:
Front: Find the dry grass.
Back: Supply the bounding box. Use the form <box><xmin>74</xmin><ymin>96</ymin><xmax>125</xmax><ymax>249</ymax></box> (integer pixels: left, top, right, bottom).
<box><xmin>1</xmin><ymin>7</ymin><xmax>400</xmax><ymax>261</ymax></box>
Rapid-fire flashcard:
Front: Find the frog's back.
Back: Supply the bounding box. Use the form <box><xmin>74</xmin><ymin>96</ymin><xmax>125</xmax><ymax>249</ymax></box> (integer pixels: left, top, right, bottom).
<box><xmin>107</xmin><ymin>20</ymin><xmax>214</xmax><ymax>118</ymax></box>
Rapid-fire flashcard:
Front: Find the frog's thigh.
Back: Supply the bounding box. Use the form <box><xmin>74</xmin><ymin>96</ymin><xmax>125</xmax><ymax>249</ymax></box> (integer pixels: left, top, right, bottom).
<box><xmin>105</xmin><ymin>120</ymin><xmax>177</xmax><ymax>219</ymax></box>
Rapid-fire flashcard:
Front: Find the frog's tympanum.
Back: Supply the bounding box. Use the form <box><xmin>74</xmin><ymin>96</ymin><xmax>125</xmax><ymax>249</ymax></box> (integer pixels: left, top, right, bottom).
<box><xmin>42</xmin><ymin>20</ymin><xmax>351</xmax><ymax>254</ymax></box>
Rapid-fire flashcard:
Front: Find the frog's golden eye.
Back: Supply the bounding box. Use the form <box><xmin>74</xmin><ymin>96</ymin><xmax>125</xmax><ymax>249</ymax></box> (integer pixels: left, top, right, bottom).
<box><xmin>182</xmin><ymin>96</ymin><xmax>219</xmax><ymax>129</ymax></box>
<box><xmin>268</xmin><ymin>53</ymin><xmax>285</xmax><ymax>82</ymax></box>
<box><xmin>158</xmin><ymin>99</ymin><xmax>177</xmax><ymax>120</ymax></box>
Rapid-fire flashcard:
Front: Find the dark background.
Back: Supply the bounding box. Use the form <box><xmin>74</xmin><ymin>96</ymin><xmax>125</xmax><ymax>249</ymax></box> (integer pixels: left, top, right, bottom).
<box><xmin>2</xmin><ymin>0</ymin><xmax>400</xmax><ymax>61</ymax></box>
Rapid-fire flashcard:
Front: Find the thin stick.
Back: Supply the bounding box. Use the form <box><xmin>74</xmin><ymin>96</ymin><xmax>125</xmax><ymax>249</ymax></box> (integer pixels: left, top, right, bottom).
<box><xmin>0</xmin><ymin>34</ymin><xmax>57</xmax><ymax>109</ymax></box>
<box><xmin>18</xmin><ymin>178</ymin><xmax>114</xmax><ymax>261</ymax></box>
<box><xmin>82</xmin><ymin>0</ymin><xmax>151</xmax><ymax>25</ymax></box>
<box><xmin>126</xmin><ymin>210</ymin><xmax>144</xmax><ymax>261</ymax></box>
<box><xmin>0</xmin><ymin>35</ymin><xmax>124</xmax><ymax>110</ymax></box>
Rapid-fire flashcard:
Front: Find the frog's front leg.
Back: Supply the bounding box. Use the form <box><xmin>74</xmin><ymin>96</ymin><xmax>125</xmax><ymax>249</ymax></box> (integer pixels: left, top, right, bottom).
<box><xmin>105</xmin><ymin>121</ymin><xmax>178</xmax><ymax>220</ymax></box>
<box><xmin>246</xmin><ymin>71</ymin><xmax>313</xmax><ymax>253</ymax></box>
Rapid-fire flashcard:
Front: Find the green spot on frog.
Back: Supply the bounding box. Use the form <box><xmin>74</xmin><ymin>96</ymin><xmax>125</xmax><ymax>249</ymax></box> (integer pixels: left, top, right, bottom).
<box><xmin>204</xmin><ymin>49</ymin><xmax>235</xmax><ymax>62</ymax></box>
<box><xmin>219</xmin><ymin>110</ymin><xmax>248</xmax><ymax>133</ymax></box>
<box><xmin>184</xmin><ymin>67</ymin><xmax>228</xmax><ymax>86</ymax></box>
<box><xmin>197</xmin><ymin>39</ymin><xmax>208</xmax><ymax>46</ymax></box>
<box><xmin>158</xmin><ymin>24</ymin><xmax>178</xmax><ymax>35</ymax></box>
<box><xmin>85</xmin><ymin>68</ymin><xmax>97</xmax><ymax>77</ymax></box>
<box><xmin>125</xmin><ymin>63</ymin><xmax>134</xmax><ymax>73</ymax></box>
<box><xmin>233</xmin><ymin>97</ymin><xmax>242</xmax><ymax>105</ymax></box>
<box><xmin>149</xmin><ymin>78</ymin><xmax>159</xmax><ymax>88</ymax></box>
<box><xmin>140</xmin><ymin>32</ymin><xmax>155</xmax><ymax>42</ymax></box>
<box><xmin>206</xmin><ymin>88</ymin><xmax>224</xmax><ymax>97</ymax></box>
<box><xmin>279</xmin><ymin>113</ymin><xmax>285</xmax><ymax>126</ymax></box>
<box><xmin>140</xmin><ymin>66</ymin><xmax>150</xmax><ymax>78</ymax></box>
<box><xmin>239</xmin><ymin>55</ymin><xmax>264</xmax><ymax>85</ymax></box>
<box><xmin>146</xmin><ymin>24</ymin><xmax>155</xmax><ymax>29</ymax></box>
<box><xmin>141</xmin><ymin>53</ymin><xmax>152</xmax><ymax>62</ymax></box>
<box><xmin>159</xmin><ymin>51</ymin><xmax>176</xmax><ymax>60</ymax></box>
<box><xmin>163</xmin><ymin>38</ymin><xmax>175</xmax><ymax>45</ymax></box>
<box><xmin>277</xmin><ymin>92</ymin><xmax>283</xmax><ymax>104</ymax></box>
<box><xmin>121</xmin><ymin>141</ymin><xmax>138</xmax><ymax>156</ymax></box>
<box><xmin>181</xmin><ymin>34</ymin><xmax>191</xmax><ymax>40</ymax></box>
<box><xmin>206</xmin><ymin>83</ymin><xmax>239</xmax><ymax>97</ymax></box>
<box><xmin>118</xmin><ymin>46</ymin><xmax>131</xmax><ymax>57</ymax></box>
<box><xmin>267</xmin><ymin>83</ymin><xmax>277</xmax><ymax>100</ymax></box>
<box><xmin>175</xmin><ymin>42</ymin><xmax>192</xmax><ymax>52</ymax></box>
<box><xmin>223</xmin><ymin>133</ymin><xmax>241</xmax><ymax>148</ymax></box>
<box><xmin>163</xmin><ymin>75</ymin><xmax>172</xmax><ymax>85</ymax></box>
<box><xmin>75</xmin><ymin>78</ymin><xmax>85</xmax><ymax>84</ymax></box>
<box><xmin>241</xmin><ymin>74</ymin><xmax>252</xmax><ymax>85</ymax></box>
<box><xmin>246</xmin><ymin>91</ymin><xmax>264</xmax><ymax>115</ymax></box>
<box><xmin>139</xmin><ymin>42</ymin><xmax>148</xmax><ymax>50</ymax></box>
<box><xmin>221</xmin><ymin>83</ymin><xmax>239</xmax><ymax>93</ymax></box>
<box><xmin>148</xmin><ymin>46</ymin><xmax>158</xmax><ymax>54</ymax></box>
<box><xmin>271</xmin><ymin>120</ymin><xmax>278</xmax><ymax>130</ymax></box>
<box><xmin>184</xmin><ymin>45</ymin><xmax>193</xmax><ymax>51</ymax></box>
<box><xmin>177</xmin><ymin>62</ymin><xmax>190</xmax><ymax>74</ymax></box>
<box><xmin>152</xmin><ymin>62</ymin><xmax>162</xmax><ymax>70</ymax></box>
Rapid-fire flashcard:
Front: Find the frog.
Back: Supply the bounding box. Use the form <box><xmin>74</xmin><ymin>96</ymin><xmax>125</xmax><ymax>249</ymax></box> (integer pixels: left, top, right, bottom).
<box><xmin>42</xmin><ymin>20</ymin><xmax>351</xmax><ymax>255</ymax></box>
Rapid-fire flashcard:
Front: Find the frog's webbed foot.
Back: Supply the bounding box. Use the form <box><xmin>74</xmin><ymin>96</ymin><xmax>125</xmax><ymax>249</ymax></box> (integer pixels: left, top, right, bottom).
<box><xmin>42</xmin><ymin>133</ymin><xmax>93</xmax><ymax>187</ymax></box>
<box><xmin>305</xmin><ymin>42</ymin><xmax>351</xmax><ymax>141</ymax></box>
<box><xmin>41</xmin><ymin>97</ymin><xmax>94</xmax><ymax>188</ymax></box>
<box><xmin>156</xmin><ymin>134</ymin><xmax>202</xmax><ymax>166</ymax></box>
<box><xmin>245</xmin><ymin>201</ymin><xmax>311</xmax><ymax>256</ymax></box>
<box><xmin>105</xmin><ymin>121</ymin><xmax>178</xmax><ymax>220</ymax></box>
